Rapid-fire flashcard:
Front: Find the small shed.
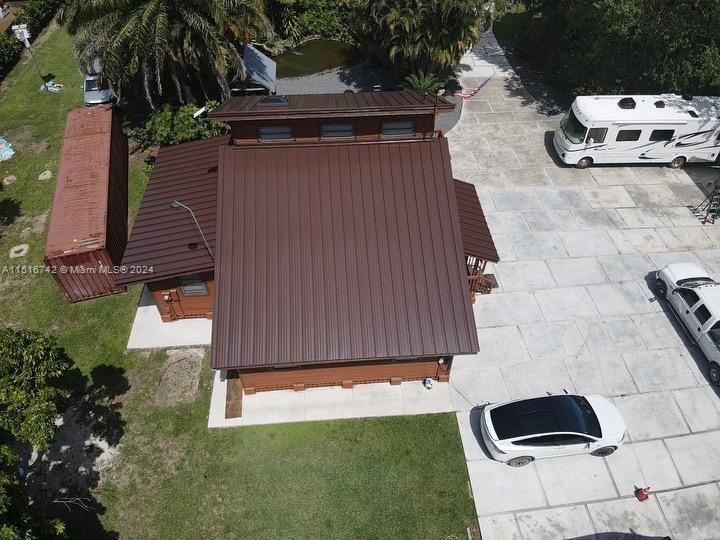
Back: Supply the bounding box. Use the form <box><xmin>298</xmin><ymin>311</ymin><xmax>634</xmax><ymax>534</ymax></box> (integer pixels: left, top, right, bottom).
<box><xmin>45</xmin><ymin>105</ymin><xmax>128</xmax><ymax>302</ymax></box>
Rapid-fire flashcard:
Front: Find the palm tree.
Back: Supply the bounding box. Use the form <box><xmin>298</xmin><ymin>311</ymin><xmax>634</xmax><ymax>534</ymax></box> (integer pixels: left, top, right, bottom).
<box><xmin>369</xmin><ymin>0</ymin><xmax>491</xmax><ymax>78</ymax></box>
<box><xmin>60</xmin><ymin>0</ymin><xmax>272</xmax><ymax>107</ymax></box>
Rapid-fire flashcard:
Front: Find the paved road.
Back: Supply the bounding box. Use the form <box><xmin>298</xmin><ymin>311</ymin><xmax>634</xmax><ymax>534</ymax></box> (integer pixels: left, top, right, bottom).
<box><xmin>449</xmin><ymin>31</ymin><xmax>720</xmax><ymax>540</ymax></box>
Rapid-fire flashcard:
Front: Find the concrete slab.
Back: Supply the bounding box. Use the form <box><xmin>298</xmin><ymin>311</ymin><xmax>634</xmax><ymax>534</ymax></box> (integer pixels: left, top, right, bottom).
<box><xmin>576</xmin><ymin>317</ymin><xmax>646</xmax><ymax>355</ymax></box>
<box><xmin>450</xmin><ymin>363</ymin><xmax>511</xmax><ymax>410</ymax></box>
<box><xmin>613</xmin><ymin>392</ymin><xmax>689</xmax><ymax>440</ymax></box>
<box><xmin>631</xmin><ymin>313</ymin><xmax>684</xmax><ymax>350</ymax></box>
<box><xmin>655</xmin><ymin>226</ymin><xmax>714</xmax><ymax>251</ymax></box>
<box><xmin>696</xmin><ymin>249</ymin><xmax>720</xmax><ymax>275</ymax></box>
<box><xmin>587</xmin><ymin>496</ymin><xmax>672</xmax><ymax>538</ymax></box>
<box><xmin>648</xmin><ymin>250</ymin><xmax>701</xmax><ymax>270</ymax></box>
<box><xmin>572</xmin><ymin>209</ymin><xmax>620</xmax><ymax>230</ymax></box>
<box><xmin>491</xmin><ymin>233</ymin><xmax>518</xmax><ymax>262</ymax></box>
<box><xmin>626</xmin><ymin>184</ymin><xmax>681</xmax><ymax>207</ymax></box>
<box><xmin>563</xmin><ymin>354</ymin><xmax>638</xmax><ymax>396</ymax></box>
<box><xmin>621</xmin><ymin>348</ymin><xmax>698</xmax><ymax>392</ymax></box>
<box><xmin>241</xmin><ymin>389</ymin><xmax>307</xmax><ymax>426</ymax></box>
<box><xmin>536</xmin><ymin>187</ymin><xmax>590</xmax><ymax>209</ymax></box>
<box><xmin>458</xmin><ymin>167</ymin><xmax>509</xmax><ymax>190</ymax></box>
<box><xmin>400</xmin><ymin>381</ymin><xmax>454</xmax><ymax>414</ymax></box>
<box><xmin>597</xmin><ymin>254</ymin><xmax>653</xmax><ymax>283</ymax></box>
<box><xmin>545</xmin><ymin>166</ymin><xmax>597</xmax><ymax>187</ymax></box>
<box><xmin>659</xmin><ymin>206</ymin><xmax>703</xmax><ymax>227</ymax></box>
<box><xmin>491</xmin><ymin>189</ymin><xmax>543</xmax><ymax>211</ymax></box>
<box><xmin>522</xmin><ymin>210</ymin><xmax>578</xmax><ymax>232</ymax></box>
<box><xmin>485</xmin><ymin>211</ymin><xmax>529</xmax><ymax>233</ymax></box>
<box><xmin>473</xmin><ymin>291</ymin><xmax>544</xmax><ymax>328</ymax></box>
<box><xmin>547</xmin><ymin>257</ymin><xmax>608</xmax><ymax>287</ymax></box>
<box><xmin>583</xmin><ymin>186</ymin><xmax>637</xmax><ymax>208</ymax></box>
<box><xmin>657</xmin><ymin>483</ymin><xmax>720</xmax><ymax>540</ymax></box>
<box><xmin>632</xmin><ymin>165</ymin><xmax>680</xmax><ymax>185</ymax></box>
<box><xmin>302</xmin><ymin>386</ymin><xmax>356</xmax><ymax>421</ymax></box>
<box><xmin>476</xmin><ymin>326</ymin><xmax>531</xmax><ymax>364</ymax></box>
<box><xmin>664</xmin><ymin>431</ymin><xmax>720</xmax><ymax>485</ymax></box>
<box><xmin>534</xmin><ymin>454</ymin><xmax>617</xmax><ymax>505</ymax></box>
<box><xmin>559</xmin><ymin>230</ymin><xmax>619</xmax><ymax>257</ymax></box>
<box><xmin>616</xmin><ymin>207</ymin><xmax>671</xmax><ymax>228</ymax></box>
<box><xmin>501</xmin><ymin>357</ymin><xmax>576</xmax><ymax>399</ymax></box>
<box><xmin>508</xmin><ymin>232</ymin><xmax>568</xmax><ymax>260</ymax></box>
<box><xmin>515</xmin><ymin>505</ymin><xmax>596</xmax><ymax>540</ymax></box>
<box><xmin>534</xmin><ymin>286</ymin><xmax>599</xmax><ymax>321</ymax></box>
<box><xmin>608</xmin><ymin>228</ymin><xmax>668</xmax><ymax>254</ymax></box>
<box><xmin>468</xmin><ymin>459</ymin><xmax>547</xmax><ymax>515</ymax></box>
<box><xmin>673</xmin><ymin>386</ymin><xmax>720</xmax><ymax>432</ymax></box>
<box><xmin>496</xmin><ymin>260</ymin><xmax>557</xmax><ymax>292</ymax></box>
<box><xmin>352</xmin><ymin>382</ymin><xmax>405</xmax><ymax>418</ymax></box>
<box><xmin>589</xmin><ymin>167</ymin><xmax>640</xmax><ymax>186</ymax></box>
<box><xmin>604</xmin><ymin>440</ymin><xmax>683</xmax><ymax>496</ymax></box>
<box><xmin>477</xmin><ymin>514</ymin><xmax>521</xmax><ymax>540</ymax></box>
<box><xmin>126</xmin><ymin>287</ymin><xmax>213</xmax><ymax>349</ymax></box>
<box><xmin>668</xmin><ymin>182</ymin><xmax>706</xmax><ymax>207</ymax></box>
<box><xmin>586</xmin><ymin>282</ymin><xmax>655</xmax><ymax>317</ymax></box>
<box><xmin>520</xmin><ymin>321</ymin><xmax>587</xmax><ymax>359</ymax></box>
<box><xmin>504</xmin><ymin>167</ymin><xmax>552</xmax><ymax>187</ymax></box>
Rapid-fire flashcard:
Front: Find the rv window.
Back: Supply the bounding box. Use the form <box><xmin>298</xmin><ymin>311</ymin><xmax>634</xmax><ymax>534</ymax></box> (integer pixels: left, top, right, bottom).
<box><xmin>560</xmin><ymin>110</ymin><xmax>588</xmax><ymax>144</ymax></box>
<box><xmin>586</xmin><ymin>128</ymin><xmax>607</xmax><ymax>144</ymax></box>
<box><xmin>649</xmin><ymin>129</ymin><xmax>674</xmax><ymax>142</ymax></box>
<box><xmin>258</xmin><ymin>126</ymin><xmax>293</xmax><ymax>140</ymax></box>
<box><xmin>616</xmin><ymin>130</ymin><xmax>641</xmax><ymax>142</ymax></box>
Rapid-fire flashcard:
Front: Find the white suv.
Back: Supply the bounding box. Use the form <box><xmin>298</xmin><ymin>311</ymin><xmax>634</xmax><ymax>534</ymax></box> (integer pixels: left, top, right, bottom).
<box><xmin>655</xmin><ymin>262</ymin><xmax>720</xmax><ymax>385</ymax></box>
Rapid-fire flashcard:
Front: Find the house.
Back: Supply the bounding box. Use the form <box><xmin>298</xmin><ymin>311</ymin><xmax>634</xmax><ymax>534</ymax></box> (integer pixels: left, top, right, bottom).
<box><xmin>117</xmin><ymin>91</ymin><xmax>498</xmax><ymax>417</ymax></box>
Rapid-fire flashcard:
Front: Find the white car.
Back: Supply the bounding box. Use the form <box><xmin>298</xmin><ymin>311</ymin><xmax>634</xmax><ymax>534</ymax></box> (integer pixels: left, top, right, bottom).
<box><xmin>480</xmin><ymin>394</ymin><xmax>626</xmax><ymax>467</ymax></box>
<box><xmin>655</xmin><ymin>262</ymin><xmax>720</xmax><ymax>385</ymax></box>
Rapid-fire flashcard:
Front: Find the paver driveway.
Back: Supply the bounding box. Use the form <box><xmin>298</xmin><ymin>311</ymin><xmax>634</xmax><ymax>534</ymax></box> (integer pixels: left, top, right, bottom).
<box><xmin>449</xmin><ymin>32</ymin><xmax>720</xmax><ymax>539</ymax></box>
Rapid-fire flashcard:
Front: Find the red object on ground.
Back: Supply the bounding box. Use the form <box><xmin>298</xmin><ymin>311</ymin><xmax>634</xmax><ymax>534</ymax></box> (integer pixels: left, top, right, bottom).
<box><xmin>634</xmin><ymin>486</ymin><xmax>650</xmax><ymax>501</ymax></box>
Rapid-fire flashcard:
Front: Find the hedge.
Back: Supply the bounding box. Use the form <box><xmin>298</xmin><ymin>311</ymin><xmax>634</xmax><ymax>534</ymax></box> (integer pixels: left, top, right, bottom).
<box><xmin>0</xmin><ymin>32</ymin><xmax>22</xmax><ymax>79</ymax></box>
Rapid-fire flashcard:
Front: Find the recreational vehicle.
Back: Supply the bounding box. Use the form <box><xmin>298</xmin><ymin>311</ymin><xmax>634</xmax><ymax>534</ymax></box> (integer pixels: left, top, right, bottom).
<box><xmin>553</xmin><ymin>94</ymin><xmax>720</xmax><ymax>168</ymax></box>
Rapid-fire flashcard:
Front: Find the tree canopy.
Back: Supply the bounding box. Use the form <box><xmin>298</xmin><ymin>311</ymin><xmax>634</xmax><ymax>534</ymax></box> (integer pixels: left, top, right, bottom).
<box><xmin>59</xmin><ymin>0</ymin><xmax>272</xmax><ymax>107</ymax></box>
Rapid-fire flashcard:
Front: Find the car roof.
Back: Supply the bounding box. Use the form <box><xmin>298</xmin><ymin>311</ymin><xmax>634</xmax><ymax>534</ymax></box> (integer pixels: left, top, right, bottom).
<box><xmin>489</xmin><ymin>395</ymin><xmax>601</xmax><ymax>440</ymax></box>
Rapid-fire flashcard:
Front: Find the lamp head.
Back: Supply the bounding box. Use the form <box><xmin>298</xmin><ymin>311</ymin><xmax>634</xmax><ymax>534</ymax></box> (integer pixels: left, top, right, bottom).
<box><xmin>169</xmin><ymin>201</ymin><xmax>182</xmax><ymax>209</ymax></box>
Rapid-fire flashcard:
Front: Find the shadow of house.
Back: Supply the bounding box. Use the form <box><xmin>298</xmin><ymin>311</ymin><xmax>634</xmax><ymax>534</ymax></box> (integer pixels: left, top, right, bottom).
<box><xmin>17</xmin><ymin>364</ymin><xmax>128</xmax><ymax>539</ymax></box>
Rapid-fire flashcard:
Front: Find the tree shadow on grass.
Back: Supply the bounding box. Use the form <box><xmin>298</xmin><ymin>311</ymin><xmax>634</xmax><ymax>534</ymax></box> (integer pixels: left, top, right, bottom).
<box><xmin>0</xmin><ymin>197</ymin><xmax>21</xmax><ymax>227</ymax></box>
<box><xmin>17</xmin><ymin>364</ymin><xmax>129</xmax><ymax>539</ymax></box>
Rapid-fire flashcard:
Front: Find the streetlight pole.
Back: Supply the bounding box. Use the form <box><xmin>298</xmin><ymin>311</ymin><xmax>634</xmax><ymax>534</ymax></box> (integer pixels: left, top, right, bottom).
<box><xmin>169</xmin><ymin>200</ymin><xmax>215</xmax><ymax>262</ymax></box>
<box><xmin>12</xmin><ymin>24</ymin><xmax>44</xmax><ymax>86</ymax></box>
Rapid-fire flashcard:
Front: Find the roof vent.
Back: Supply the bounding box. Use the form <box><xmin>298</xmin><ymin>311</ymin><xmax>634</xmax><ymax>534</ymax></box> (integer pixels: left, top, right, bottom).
<box><xmin>618</xmin><ymin>97</ymin><xmax>636</xmax><ymax>109</ymax></box>
<box><xmin>260</xmin><ymin>95</ymin><xmax>288</xmax><ymax>104</ymax></box>
<box><xmin>654</xmin><ymin>100</ymin><xmax>665</xmax><ymax>108</ymax></box>
<box><xmin>688</xmin><ymin>110</ymin><xmax>698</xmax><ymax>118</ymax></box>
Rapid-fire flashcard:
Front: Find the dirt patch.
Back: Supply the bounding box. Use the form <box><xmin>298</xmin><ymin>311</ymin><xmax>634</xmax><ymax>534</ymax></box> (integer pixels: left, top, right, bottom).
<box><xmin>19</xmin><ymin>210</ymin><xmax>48</xmax><ymax>238</ymax></box>
<box><xmin>11</xmin><ymin>126</ymin><xmax>49</xmax><ymax>154</ymax></box>
<box><xmin>153</xmin><ymin>348</ymin><xmax>204</xmax><ymax>407</ymax></box>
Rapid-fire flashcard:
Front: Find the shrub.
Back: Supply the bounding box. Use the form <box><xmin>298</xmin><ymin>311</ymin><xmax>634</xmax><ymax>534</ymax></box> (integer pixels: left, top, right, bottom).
<box><xmin>130</xmin><ymin>101</ymin><xmax>230</xmax><ymax>149</ymax></box>
<box><xmin>12</xmin><ymin>0</ymin><xmax>64</xmax><ymax>39</ymax></box>
<box><xmin>0</xmin><ymin>33</ymin><xmax>22</xmax><ymax>79</ymax></box>
<box><xmin>403</xmin><ymin>70</ymin><xmax>445</xmax><ymax>93</ymax></box>
<box><xmin>268</xmin><ymin>0</ymin><xmax>368</xmax><ymax>45</ymax></box>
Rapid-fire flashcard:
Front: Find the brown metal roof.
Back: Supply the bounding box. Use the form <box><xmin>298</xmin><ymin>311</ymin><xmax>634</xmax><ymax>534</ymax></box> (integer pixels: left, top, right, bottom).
<box><xmin>210</xmin><ymin>90</ymin><xmax>454</xmax><ymax>122</ymax></box>
<box><xmin>46</xmin><ymin>105</ymin><xmax>118</xmax><ymax>257</ymax></box>
<box><xmin>115</xmin><ymin>136</ymin><xmax>229</xmax><ymax>285</ymax></box>
<box><xmin>454</xmin><ymin>180</ymin><xmax>500</xmax><ymax>263</ymax></box>
<box><xmin>211</xmin><ymin>138</ymin><xmax>479</xmax><ymax>370</ymax></box>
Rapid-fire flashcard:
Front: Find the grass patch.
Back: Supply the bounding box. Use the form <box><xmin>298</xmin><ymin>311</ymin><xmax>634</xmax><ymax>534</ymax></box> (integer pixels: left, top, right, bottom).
<box><xmin>0</xmin><ymin>26</ymin><xmax>476</xmax><ymax>540</ymax></box>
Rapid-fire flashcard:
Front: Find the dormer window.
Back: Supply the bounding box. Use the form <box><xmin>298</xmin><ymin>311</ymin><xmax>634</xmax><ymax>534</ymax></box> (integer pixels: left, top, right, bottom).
<box><xmin>381</xmin><ymin>120</ymin><xmax>415</xmax><ymax>137</ymax></box>
<box><xmin>321</xmin><ymin>123</ymin><xmax>355</xmax><ymax>138</ymax></box>
<box><xmin>258</xmin><ymin>125</ymin><xmax>293</xmax><ymax>141</ymax></box>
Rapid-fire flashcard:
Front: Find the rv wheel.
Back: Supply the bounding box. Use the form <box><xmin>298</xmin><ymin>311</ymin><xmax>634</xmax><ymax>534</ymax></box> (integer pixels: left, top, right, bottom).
<box><xmin>575</xmin><ymin>157</ymin><xmax>593</xmax><ymax>169</ymax></box>
<box><xmin>668</xmin><ymin>156</ymin><xmax>686</xmax><ymax>169</ymax></box>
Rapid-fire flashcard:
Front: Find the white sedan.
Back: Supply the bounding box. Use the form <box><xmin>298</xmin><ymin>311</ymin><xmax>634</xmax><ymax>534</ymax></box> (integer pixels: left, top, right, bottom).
<box><xmin>480</xmin><ymin>394</ymin><xmax>626</xmax><ymax>467</ymax></box>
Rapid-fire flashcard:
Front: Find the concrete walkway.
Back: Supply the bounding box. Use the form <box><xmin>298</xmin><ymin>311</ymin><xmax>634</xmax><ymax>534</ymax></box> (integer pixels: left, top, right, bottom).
<box><xmin>452</xmin><ymin>30</ymin><xmax>720</xmax><ymax>539</ymax></box>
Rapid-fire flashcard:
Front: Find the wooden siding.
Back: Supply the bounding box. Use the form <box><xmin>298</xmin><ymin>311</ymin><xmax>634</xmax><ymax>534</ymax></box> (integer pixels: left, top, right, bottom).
<box><xmin>147</xmin><ymin>272</ymin><xmax>215</xmax><ymax>321</ymax></box>
<box><xmin>238</xmin><ymin>357</ymin><xmax>451</xmax><ymax>393</ymax></box>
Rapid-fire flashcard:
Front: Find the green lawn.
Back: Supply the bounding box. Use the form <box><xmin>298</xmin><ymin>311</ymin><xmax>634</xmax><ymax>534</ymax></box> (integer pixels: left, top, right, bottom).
<box><xmin>0</xmin><ymin>26</ymin><xmax>476</xmax><ymax>539</ymax></box>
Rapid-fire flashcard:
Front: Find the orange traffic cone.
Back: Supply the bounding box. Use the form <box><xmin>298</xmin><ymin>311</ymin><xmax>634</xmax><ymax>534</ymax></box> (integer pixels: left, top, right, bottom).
<box><xmin>634</xmin><ymin>486</ymin><xmax>650</xmax><ymax>501</ymax></box>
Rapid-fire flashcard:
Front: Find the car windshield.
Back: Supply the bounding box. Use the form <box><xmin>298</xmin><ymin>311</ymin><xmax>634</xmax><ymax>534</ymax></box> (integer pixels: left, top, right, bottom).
<box><xmin>490</xmin><ymin>395</ymin><xmax>601</xmax><ymax>440</ymax></box>
<box><xmin>84</xmin><ymin>78</ymin><xmax>106</xmax><ymax>92</ymax></box>
<box><xmin>560</xmin><ymin>109</ymin><xmax>588</xmax><ymax>144</ymax></box>
<box><xmin>677</xmin><ymin>277</ymin><xmax>716</xmax><ymax>288</ymax></box>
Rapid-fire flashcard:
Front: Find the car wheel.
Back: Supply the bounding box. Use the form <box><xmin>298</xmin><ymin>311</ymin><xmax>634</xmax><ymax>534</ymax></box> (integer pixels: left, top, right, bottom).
<box><xmin>506</xmin><ymin>456</ymin><xmax>534</xmax><ymax>467</ymax></box>
<box><xmin>575</xmin><ymin>157</ymin><xmax>593</xmax><ymax>169</ymax></box>
<box><xmin>655</xmin><ymin>278</ymin><xmax>667</xmax><ymax>298</ymax></box>
<box><xmin>668</xmin><ymin>156</ymin><xmax>686</xmax><ymax>169</ymax></box>
<box><xmin>591</xmin><ymin>446</ymin><xmax>617</xmax><ymax>457</ymax></box>
<box><xmin>710</xmin><ymin>363</ymin><xmax>720</xmax><ymax>386</ymax></box>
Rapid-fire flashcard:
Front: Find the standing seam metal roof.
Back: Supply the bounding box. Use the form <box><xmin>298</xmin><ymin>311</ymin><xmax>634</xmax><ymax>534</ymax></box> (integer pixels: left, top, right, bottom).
<box><xmin>211</xmin><ymin>138</ymin><xmax>479</xmax><ymax>370</ymax></box>
<box><xmin>454</xmin><ymin>180</ymin><xmax>500</xmax><ymax>263</ymax></box>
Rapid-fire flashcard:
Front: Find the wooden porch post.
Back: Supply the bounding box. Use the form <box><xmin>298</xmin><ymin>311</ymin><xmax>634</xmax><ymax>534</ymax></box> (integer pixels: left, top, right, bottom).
<box><xmin>225</xmin><ymin>370</ymin><xmax>243</xmax><ymax>419</ymax></box>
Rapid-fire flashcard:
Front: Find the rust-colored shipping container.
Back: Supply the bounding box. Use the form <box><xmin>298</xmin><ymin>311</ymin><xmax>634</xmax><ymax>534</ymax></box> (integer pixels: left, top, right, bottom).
<box><xmin>44</xmin><ymin>105</ymin><xmax>129</xmax><ymax>302</ymax></box>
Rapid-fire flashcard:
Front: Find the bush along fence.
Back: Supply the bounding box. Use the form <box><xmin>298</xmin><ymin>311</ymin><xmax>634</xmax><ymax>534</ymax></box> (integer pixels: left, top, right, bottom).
<box><xmin>0</xmin><ymin>0</ymin><xmax>64</xmax><ymax>81</ymax></box>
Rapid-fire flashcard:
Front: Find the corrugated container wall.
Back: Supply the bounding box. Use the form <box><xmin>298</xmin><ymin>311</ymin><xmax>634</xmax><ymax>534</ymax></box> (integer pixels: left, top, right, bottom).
<box><xmin>44</xmin><ymin>105</ymin><xmax>129</xmax><ymax>302</ymax></box>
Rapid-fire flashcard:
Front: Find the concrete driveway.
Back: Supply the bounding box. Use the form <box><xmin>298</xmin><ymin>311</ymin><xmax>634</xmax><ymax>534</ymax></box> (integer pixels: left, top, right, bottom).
<box><xmin>449</xmin><ymin>32</ymin><xmax>720</xmax><ymax>539</ymax></box>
